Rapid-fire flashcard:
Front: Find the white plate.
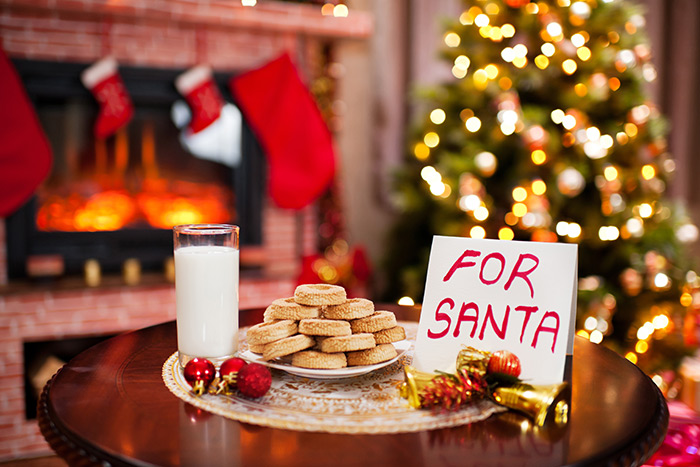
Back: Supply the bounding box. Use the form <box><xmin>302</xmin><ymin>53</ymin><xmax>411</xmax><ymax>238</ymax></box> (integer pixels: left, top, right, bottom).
<box><xmin>239</xmin><ymin>340</ymin><xmax>412</xmax><ymax>380</ymax></box>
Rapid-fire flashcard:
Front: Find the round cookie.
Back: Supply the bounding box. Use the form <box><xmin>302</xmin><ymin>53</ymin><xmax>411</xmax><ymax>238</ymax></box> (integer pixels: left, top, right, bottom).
<box><xmin>324</xmin><ymin>298</ymin><xmax>374</xmax><ymax>320</ymax></box>
<box><xmin>294</xmin><ymin>284</ymin><xmax>347</xmax><ymax>306</ymax></box>
<box><xmin>247</xmin><ymin>319</ymin><xmax>297</xmax><ymax>345</ymax></box>
<box><xmin>299</xmin><ymin>318</ymin><xmax>351</xmax><ymax>337</ymax></box>
<box><xmin>373</xmin><ymin>325</ymin><xmax>406</xmax><ymax>344</ymax></box>
<box><xmin>319</xmin><ymin>333</ymin><xmax>375</xmax><ymax>353</ymax></box>
<box><xmin>347</xmin><ymin>343</ymin><xmax>397</xmax><ymax>366</ymax></box>
<box><xmin>350</xmin><ymin>311</ymin><xmax>397</xmax><ymax>334</ymax></box>
<box><xmin>264</xmin><ymin>297</ymin><xmax>321</xmax><ymax>321</ymax></box>
<box><xmin>263</xmin><ymin>334</ymin><xmax>315</xmax><ymax>361</ymax></box>
<box><xmin>292</xmin><ymin>350</ymin><xmax>347</xmax><ymax>369</ymax></box>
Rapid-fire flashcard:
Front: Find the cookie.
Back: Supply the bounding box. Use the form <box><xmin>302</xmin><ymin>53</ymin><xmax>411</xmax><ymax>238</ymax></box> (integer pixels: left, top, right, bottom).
<box><xmin>263</xmin><ymin>334</ymin><xmax>315</xmax><ymax>361</ymax></box>
<box><xmin>324</xmin><ymin>298</ymin><xmax>374</xmax><ymax>320</ymax></box>
<box><xmin>294</xmin><ymin>284</ymin><xmax>347</xmax><ymax>306</ymax></box>
<box><xmin>373</xmin><ymin>325</ymin><xmax>406</xmax><ymax>344</ymax></box>
<box><xmin>299</xmin><ymin>318</ymin><xmax>351</xmax><ymax>337</ymax></box>
<box><xmin>248</xmin><ymin>343</ymin><xmax>265</xmax><ymax>354</ymax></box>
<box><xmin>247</xmin><ymin>319</ymin><xmax>298</xmax><ymax>345</ymax></box>
<box><xmin>292</xmin><ymin>350</ymin><xmax>347</xmax><ymax>369</ymax></box>
<box><xmin>264</xmin><ymin>297</ymin><xmax>322</xmax><ymax>321</ymax></box>
<box><xmin>347</xmin><ymin>343</ymin><xmax>397</xmax><ymax>366</ymax></box>
<box><xmin>350</xmin><ymin>311</ymin><xmax>397</xmax><ymax>334</ymax></box>
<box><xmin>319</xmin><ymin>333</ymin><xmax>375</xmax><ymax>353</ymax></box>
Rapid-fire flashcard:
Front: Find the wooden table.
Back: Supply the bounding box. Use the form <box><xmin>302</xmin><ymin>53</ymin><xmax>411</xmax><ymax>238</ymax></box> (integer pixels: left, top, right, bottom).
<box><xmin>38</xmin><ymin>305</ymin><xmax>668</xmax><ymax>466</ymax></box>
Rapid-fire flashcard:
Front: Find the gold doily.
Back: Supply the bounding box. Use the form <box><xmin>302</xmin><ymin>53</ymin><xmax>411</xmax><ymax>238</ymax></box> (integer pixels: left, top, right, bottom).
<box><xmin>162</xmin><ymin>321</ymin><xmax>505</xmax><ymax>434</ymax></box>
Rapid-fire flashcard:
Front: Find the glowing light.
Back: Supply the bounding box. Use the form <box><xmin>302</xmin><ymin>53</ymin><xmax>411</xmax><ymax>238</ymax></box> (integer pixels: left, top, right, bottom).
<box><xmin>577</xmin><ymin>329</ymin><xmax>590</xmax><ymax>339</ymax></box>
<box><xmin>639</xmin><ymin>203</ymin><xmax>653</xmax><ymax>218</ymax></box>
<box><xmin>641</xmin><ymin>164</ymin><xmax>655</xmax><ymax>180</ymax></box>
<box><xmin>556</xmin><ymin>221</ymin><xmax>582</xmax><ymax>238</ymax></box>
<box><xmin>430</xmin><ymin>109</ymin><xmax>446</xmax><ymax>124</ymax></box>
<box><xmin>541</xmin><ymin>43</ymin><xmax>556</xmax><ymax>57</ymax></box>
<box><xmin>635</xmin><ymin>340</ymin><xmax>649</xmax><ymax>354</ymax></box>
<box><xmin>470</xmin><ymin>225</ymin><xmax>486</xmax><ymax>239</ymax></box>
<box><xmin>562</xmin><ymin>59</ymin><xmax>578</xmax><ymax>75</ymax></box>
<box><xmin>474</xmin><ymin>13</ymin><xmax>489</xmax><ymax>27</ymax></box>
<box><xmin>512</xmin><ymin>187</ymin><xmax>528</xmax><ymax>202</ymax></box>
<box><xmin>551</xmin><ymin>109</ymin><xmax>565</xmax><ymax>124</ymax></box>
<box><xmin>485</xmin><ymin>64</ymin><xmax>499</xmax><ymax>79</ymax></box>
<box><xmin>590</xmin><ymin>330</ymin><xmax>603</xmax><ymax>344</ymax></box>
<box><xmin>532</xmin><ymin>180</ymin><xmax>547</xmax><ymax>195</ymax></box>
<box><xmin>475</xmin><ymin>151</ymin><xmax>497</xmax><ymax>176</ymax></box>
<box><xmin>571</xmin><ymin>33</ymin><xmax>586</xmax><ymax>48</ymax></box>
<box><xmin>574</xmin><ymin>83</ymin><xmax>587</xmax><ymax>96</ymax></box>
<box><xmin>398</xmin><ymin>296</ymin><xmax>415</xmax><ymax>306</ymax></box>
<box><xmin>455</xmin><ymin>55</ymin><xmax>471</xmax><ymax>68</ymax></box>
<box><xmin>500</xmin><ymin>123</ymin><xmax>516</xmax><ymax>135</ymax></box>
<box><xmin>444</xmin><ymin>32</ymin><xmax>461</xmax><ymax>47</ymax></box>
<box><xmin>424</xmin><ymin>132</ymin><xmax>440</xmax><ymax>148</ymax></box>
<box><xmin>513</xmin><ymin>44</ymin><xmax>528</xmax><ymax>58</ymax></box>
<box><xmin>546</xmin><ymin>22</ymin><xmax>563</xmax><ymax>39</ymax></box>
<box><xmin>531</xmin><ymin>149</ymin><xmax>547</xmax><ymax>165</ymax></box>
<box><xmin>512</xmin><ymin>203</ymin><xmax>527</xmax><ymax>217</ymax></box>
<box><xmin>473</xmin><ymin>69</ymin><xmax>489</xmax><ymax>87</ymax></box>
<box><xmin>242</xmin><ymin>0</ymin><xmax>257</xmax><ymax>5</ymax></box>
<box><xmin>625</xmin><ymin>352</ymin><xmax>638</xmax><ymax>364</ymax></box>
<box><xmin>512</xmin><ymin>56</ymin><xmax>527</xmax><ymax>68</ymax></box>
<box><xmin>452</xmin><ymin>65</ymin><xmax>468</xmax><ymax>79</ymax></box>
<box><xmin>498</xmin><ymin>227</ymin><xmax>514</xmax><ymax>240</ymax></box>
<box><xmin>414</xmin><ymin>142</ymin><xmax>430</xmax><ymax>160</ymax></box>
<box><xmin>604</xmin><ymin>166</ymin><xmax>618</xmax><ymax>181</ymax></box>
<box><xmin>501</xmin><ymin>47</ymin><xmax>515</xmax><ymax>63</ymax></box>
<box><xmin>333</xmin><ymin>3</ymin><xmax>348</xmax><ymax>17</ymax></box>
<box><xmin>637</xmin><ymin>322</ymin><xmax>655</xmax><ymax>340</ymax></box>
<box><xmin>625</xmin><ymin>123</ymin><xmax>638</xmax><ymax>138</ymax></box>
<box><xmin>577</xmin><ymin>46</ymin><xmax>592</xmax><ymax>61</ymax></box>
<box><xmin>654</xmin><ymin>273</ymin><xmax>670</xmax><ymax>289</ymax></box>
<box><xmin>460</xmin><ymin>194</ymin><xmax>482</xmax><ymax>211</ymax></box>
<box><xmin>571</xmin><ymin>1</ymin><xmax>592</xmax><ymax>19</ymax></box>
<box><xmin>466</xmin><ymin>116</ymin><xmax>482</xmax><ymax>132</ymax></box>
<box><xmin>584</xmin><ymin>316</ymin><xmax>597</xmax><ymax>331</ymax></box>
<box><xmin>681</xmin><ymin>292</ymin><xmax>693</xmax><ymax>307</ymax></box>
<box><xmin>598</xmin><ymin>226</ymin><xmax>620</xmax><ymax>241</ymax></box>
<box><xmin>600</xmin><ymin>134</ymin><xmax>614</xmax><ymax>149</ymax></box>
<box><xmin>626</xmin><ymin>217</ymin><xmax>644</xmax><ymax>237</ymax></box>
<box><xmin>474</xmin><ymin>206</ymin><xmax>489</xmax><ymax>221</ymax></box>
<box><xmin>653</xmin><ymin>314</ymin><xmax>670</xmax><ymax>330</ymax></box>
<box><xmin>430</xmin><ymin>182</ymin><xmax>446</xmax><ymax>196</ymax></box>
<box><xmin>321</xmin><ymin>3</ymin><xmax>334</xmax><ymax>15</ymax></box>
<box><xmin>562</xmin><ymin>114</ymin><xmax>577</xmax><ymax>130</ymax></box>
<box><xmin>421</xmin><ymin>166</ymin><xmax>441</xmax><ymax>184</ymax></box>
<box><xmin>501</xmin><ymin>24</ymin><xmax>515</xmax><ymax>37</ymax></box>
<box><xmin>535</xmin><ymin>55</ymin><xmax>550</xmax><ymax>69</ymax></box>
<box><xmin>609</xmin><ymin>77</ymin><xmax>621</xmax><ymax>91</ymax></box>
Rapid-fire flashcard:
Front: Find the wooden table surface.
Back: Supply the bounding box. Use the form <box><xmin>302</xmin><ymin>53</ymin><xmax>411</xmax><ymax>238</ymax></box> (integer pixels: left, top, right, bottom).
<box><xmin>38</xmin><ymin>305</ymin><xmax>668</xmax><ymax>467</ymax></box>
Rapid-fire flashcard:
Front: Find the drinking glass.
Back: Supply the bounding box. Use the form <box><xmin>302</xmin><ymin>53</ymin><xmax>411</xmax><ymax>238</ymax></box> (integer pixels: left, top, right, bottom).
<box><xmin>174</xmin><ymin>224</ymin><xmax>239</xmax><ymax>367</ymax></box>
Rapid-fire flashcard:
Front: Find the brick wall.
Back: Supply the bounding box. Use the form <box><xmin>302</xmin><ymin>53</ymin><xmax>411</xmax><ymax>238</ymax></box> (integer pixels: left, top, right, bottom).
<box><xmin>0</xmin><ymin>0</ymin><xmax>371</xmax><ymax>460</ymax></box>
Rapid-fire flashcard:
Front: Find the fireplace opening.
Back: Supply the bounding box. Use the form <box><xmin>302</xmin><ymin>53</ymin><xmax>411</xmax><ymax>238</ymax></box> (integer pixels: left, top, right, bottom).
<box><xmin>7</xmin><ymin>60</ymin><xmax>265</xmax><ymax>280</ymax></box>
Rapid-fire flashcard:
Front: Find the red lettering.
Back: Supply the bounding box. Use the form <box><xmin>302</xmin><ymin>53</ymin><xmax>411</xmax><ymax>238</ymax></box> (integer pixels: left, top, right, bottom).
<box><xmin>531</xmin><ymin>311</ymin><xmax>560</xmax><ymax>353</ymax></box>
<box><xmin>443</xmin><ymin>249</ymin><xmax>481</xmax><ymax>282</ymax></box>
<box><xmin>478</xmin><ymin>304</ymin><xmax>511</xmax><ymax>340</ymax></box>
<box><xmin>479</xmin><ymin>252</ymin><xmax>506</xmax><ymax>285</ymax></box>
<box><xmin>454</xmin><ymin>302</ymin><xmax>479</xmax><ymax>338</ymax></box>
<box><xmin>504</xmin><ymin>253</ymin><xmax>539</xmax><ymax>298</ymax></box>
<box><xmin>427</xmin><ymin>297</ymin><xmax>454</xmax><ymax>339</ymax></box>
<box><xmin>514</xmin><ymin>305</ymin><xmax>538</xmax><ymax>344</ymax></box>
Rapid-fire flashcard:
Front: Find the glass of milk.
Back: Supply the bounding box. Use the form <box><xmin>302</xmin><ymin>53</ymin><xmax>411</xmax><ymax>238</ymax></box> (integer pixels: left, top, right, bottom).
<box><xmin>173</xmin><ymin>224</ymin><xmax>239</xmax><ymax>367</ymax></box>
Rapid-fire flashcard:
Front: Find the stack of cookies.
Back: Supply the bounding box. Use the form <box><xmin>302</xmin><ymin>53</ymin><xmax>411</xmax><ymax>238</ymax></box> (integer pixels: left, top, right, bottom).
<box><xmin>245</xmin><ymin>284</ymin><xmax>406</xmax><ymax>369</ymax></box>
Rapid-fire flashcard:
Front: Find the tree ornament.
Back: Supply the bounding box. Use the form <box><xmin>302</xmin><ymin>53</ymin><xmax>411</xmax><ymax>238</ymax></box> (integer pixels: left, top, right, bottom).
<box><xmin>237</xmin><ymin>363</ymin><xmax>272</xmax><ymax>398</ymax></box>
<box><xmin>183</xmin><ymin>358</ymin><xmax>216</xmax><ymax>396</ymax></box>
<box><xmin>419</xmin><ymin>368</ymin><xmax>489</xmax><ymax>411</ymax></box>
<box><xmin>217</xmin><ymin>357</ymin><xmax>248</xmax><ymax>395</ymax></box>
<box><xmin>487</xmin><ymin>350</ymin><xmax>522</xmax><ymax>378</ymax></box>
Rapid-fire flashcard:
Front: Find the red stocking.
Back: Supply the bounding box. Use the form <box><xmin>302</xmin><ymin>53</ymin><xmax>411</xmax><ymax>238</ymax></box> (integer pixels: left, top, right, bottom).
<box><xmin>229</xmin><ymin>53</ymin><xmax>336</xmax><ymax>210</ymax></box>
<box><xmin>81</xmin><ymin>57</ymin><xmax>134</xmax><ymax>139</ymax></box>
<box><xmin>175</xmin><ymin>65</ymin><xmax>224</xmax><ymax>134</ymax></box>
<box><xmin>0</xmin><ymin>48</ymin><xmax>52</xmax><ymax>216</ymax></box>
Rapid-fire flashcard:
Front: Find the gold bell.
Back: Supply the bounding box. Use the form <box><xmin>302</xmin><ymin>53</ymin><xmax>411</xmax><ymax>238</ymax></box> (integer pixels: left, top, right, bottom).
<box><xmin>492</xmin><ymin>382</ymin><xmax>570</xmax><ymax>427</ymax></box>
<box><xmin>400</xmin><ymin>365</ymin><xmax>440</xmax><ymax>409</ymax></box>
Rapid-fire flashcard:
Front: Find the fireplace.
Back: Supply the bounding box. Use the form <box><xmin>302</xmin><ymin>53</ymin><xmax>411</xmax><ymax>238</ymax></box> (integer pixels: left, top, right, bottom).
<box><xmin>6</xmin><ymin>59</ymin><xmax>265</xmax><ymax>279</ymax></box>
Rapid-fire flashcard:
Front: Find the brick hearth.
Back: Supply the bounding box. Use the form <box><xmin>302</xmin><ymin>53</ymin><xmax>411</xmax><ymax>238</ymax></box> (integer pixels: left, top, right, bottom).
<box><xmin>0</xmin><ymin>0</ymin><xmax>371</xmax><ymax>460</ymax></box>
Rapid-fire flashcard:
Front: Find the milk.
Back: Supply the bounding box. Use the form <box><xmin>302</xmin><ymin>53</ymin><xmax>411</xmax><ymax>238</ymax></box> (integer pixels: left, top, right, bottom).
<box><xmin>175</xmin><ymin>245</ymin><xmax>239</xmax><ymax>362</ymax></box>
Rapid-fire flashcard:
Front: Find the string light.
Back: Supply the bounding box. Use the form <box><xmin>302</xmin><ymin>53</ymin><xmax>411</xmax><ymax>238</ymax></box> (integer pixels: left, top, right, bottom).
<box><xmin>430</xmin><ymin>109</ymin><xmax>446</xmax><ymax>124</ymax></box>
<box><xmin>444</xmin><ymin>32</ymin><xmax>461</xmax><ymax>47</ymax></box>
<box><xmin>498</xmin><ymin>227</ymin><xmax>514</xmax><ymax>240</ymax></box>
<box><xmin>333</xmin><ymin>3</ymin><xmax>348</xmax><ymax>17</ymax></box>
<box><xmin>470</xmin><ymin>226</ymin><xmax>486</xmax><ymax>238</ymax></box>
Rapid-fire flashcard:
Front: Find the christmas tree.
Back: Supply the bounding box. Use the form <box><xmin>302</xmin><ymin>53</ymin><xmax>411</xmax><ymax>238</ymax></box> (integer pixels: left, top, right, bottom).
<box><xmin>384</xmin><ymin>0</ymin><xmax>699</xmax><ymax>379</ymax></box>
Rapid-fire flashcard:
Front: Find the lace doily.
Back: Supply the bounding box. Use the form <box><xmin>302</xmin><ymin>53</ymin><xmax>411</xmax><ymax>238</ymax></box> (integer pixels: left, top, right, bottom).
<box><xmin>162</xmin><ymin>321</ymin><xmax>505</xmax><ymax>433</ymax></box>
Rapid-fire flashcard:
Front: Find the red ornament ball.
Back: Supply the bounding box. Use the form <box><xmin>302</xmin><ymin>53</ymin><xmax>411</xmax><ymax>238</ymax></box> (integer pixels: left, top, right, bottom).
<box><xmin>220</xmin><ymin>357</ymin><xmax>247</xmax><ymax>379</ymax></box>
<box><xmin>183</xmin><ymin>358</ymin><xmax>216</xmax><ymax>395</ymax></box>
<box><xmin>487</xmin><ymin>350</ymin><xmax>521</xmax><ymax>378</ymax></box>
<box><xmin>237</xmin><ymin>363</ymin><xmax>272</xmax><ymax>398</ymax></box>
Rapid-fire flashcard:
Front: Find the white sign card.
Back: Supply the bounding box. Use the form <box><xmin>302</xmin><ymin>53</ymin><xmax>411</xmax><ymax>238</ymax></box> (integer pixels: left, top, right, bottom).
<box><xmin>413</xmin><ymin>236</ymin><xmax>578</xmax><ymax>385</ymax></box>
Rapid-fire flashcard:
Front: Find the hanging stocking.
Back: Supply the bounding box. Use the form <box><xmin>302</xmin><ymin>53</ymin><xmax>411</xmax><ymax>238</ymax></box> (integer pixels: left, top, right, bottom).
<box><xmin>175</xmin><ymin>65</ymin><xmax>224</xmax><ymax>134</ymax></box>
<box><xmin>0</xmin><ymin>48</ymin><xmax>52</xmax><ymax>216</ymax></box>
<box><xmin>229</xmin><ymin>53</ymin><xmax>336</xmax><ymax>210</ymax></box>
<box><xmin>81</xmin><ymin>57</ymin><xmax>134</xmax><ymax>139</ymax></box>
